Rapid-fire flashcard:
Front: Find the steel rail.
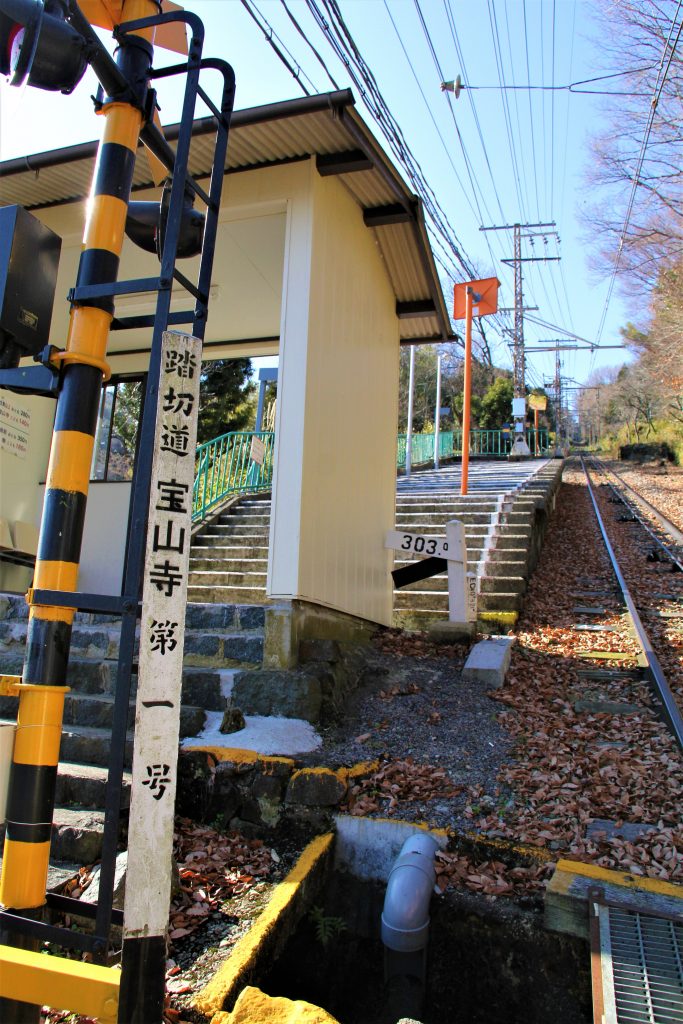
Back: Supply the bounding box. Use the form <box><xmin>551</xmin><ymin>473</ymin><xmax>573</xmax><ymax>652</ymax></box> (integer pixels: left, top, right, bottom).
<box><xmin>589</xmin><ymin>455</ymin><xmax>683</xmax><ymax>554</ymax></box>
<box><xmin>581</xmin><ymin>457</ymin><xmax>683</xmax><ymax>753</ymax></box>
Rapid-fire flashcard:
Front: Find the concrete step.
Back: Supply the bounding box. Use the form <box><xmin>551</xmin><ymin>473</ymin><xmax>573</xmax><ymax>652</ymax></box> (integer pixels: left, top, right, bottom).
<box><xmin>394</xmin><ymin>519</ymin><xmax>492</xmax><ymax>533</ymax></box>
<box><xmin>210</xmin><ymin>513</ymin><xmax>271</xmax><ymax>528</ymax></box>
<box><xmin>198</xmin><ymin>526</ymin><xmax>271</xmax><ymax>539</ymax></box>
<box><xmin>394</xmin><ymin>588</ymin><xmax>522</xmax><ymax>612</ymax></box>
<box><xmin>187</xmin><ymin>570</ymin><xmax>268</xmax><ymax>590</ymax></box>
<box><xmin>187</xmin><ymin>585</ymin><xmax>268</xmax><ymax>605</ymax></box>
<box><xmin>487</xmin><ymin>546</ymin><xmax>528</xmax><ymax>562</ymax></box>
<box><xmin>478</xmin><ymin>575</ymin><xmax>526</xmax><ymax>595</ymax></box>
<box><xmin>189</xmin><ymin>559</ymin><xmax>268</xmax><ymax>575</ymax></box>
<box><xmin>189</xmin><ymin>547</ymin><xmax>268</xmax><ymax>564</ymax></box>
<box><xmin>395</xmin><ymin>500</ymin><xmax>498</xmax><ymax>512</ymax></box>
<box><xmin>395</xmin><ymin>511</ymin><xmax>495</xmax><ymax>523</ymax></box>
<box><xmin>483</xmin><ymin>560</ymin><xmax>527</xmax><ymax>577</ymax></box>
<box><xmin>476</xmin><ymin>591</ymin><xmax>522</xmax><ymax>611</ymax></box>
<box><xmin>501</xmin><ymin>511</ymin><xmax>535</xmax><ymax>525</ymax></box>
<box><xmin>491</xmin><ymin>532</ymin><xmax>531</xmax><ymax>548</ymax></box>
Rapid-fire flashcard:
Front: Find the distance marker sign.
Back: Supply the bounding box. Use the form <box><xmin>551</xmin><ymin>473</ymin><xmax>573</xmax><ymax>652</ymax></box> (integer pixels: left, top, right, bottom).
<box><xmin>385</xmin><ymin>521</ymin><xmax>464</xmax><ymax>563</ymax></box>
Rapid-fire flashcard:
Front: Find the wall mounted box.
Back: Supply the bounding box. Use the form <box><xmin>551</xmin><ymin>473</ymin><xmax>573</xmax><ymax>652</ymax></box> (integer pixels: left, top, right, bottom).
<box><xmin>0</xmin><ymin>205</ymin><xmax>62</xmax><ymax>366</ymax></box>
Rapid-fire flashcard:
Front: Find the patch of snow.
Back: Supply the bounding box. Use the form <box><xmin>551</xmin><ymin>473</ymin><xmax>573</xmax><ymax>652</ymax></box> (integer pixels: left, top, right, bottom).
<box><xmin>182</xmin><ymin>711</ymin><xmax>322</xmax><ymax>756</ymax></box>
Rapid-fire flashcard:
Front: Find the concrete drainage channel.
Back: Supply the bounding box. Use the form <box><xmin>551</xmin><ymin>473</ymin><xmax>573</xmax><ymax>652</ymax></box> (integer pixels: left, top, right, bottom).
<box><xmin>193</xmin><ymin>818</ymin><xmax>594</xmax><ymax>1024</ymax></box>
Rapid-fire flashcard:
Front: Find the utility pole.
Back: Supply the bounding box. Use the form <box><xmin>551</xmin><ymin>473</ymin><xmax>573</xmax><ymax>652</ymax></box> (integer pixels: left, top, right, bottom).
<box><xmin>405</xmin><ymin>345</ymin><xmax>415</xmax><ymax>477</ymax></box>
<box><xmin>481</xmin><ymin>221</ymin><xmax>560</xmax><ymax>457</ymax></box>
<box><xmin>434</xmin><ymin>351</ymin><xmax>442</xmax><ymax>471</ymax></box>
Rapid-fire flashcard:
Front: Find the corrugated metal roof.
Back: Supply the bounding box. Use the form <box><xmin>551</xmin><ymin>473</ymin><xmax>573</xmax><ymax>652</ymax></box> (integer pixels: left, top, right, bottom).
<box><xmin>0</xmin><ymin>89</ymin><xmax>453</xmax><ymax>342</ymax></box>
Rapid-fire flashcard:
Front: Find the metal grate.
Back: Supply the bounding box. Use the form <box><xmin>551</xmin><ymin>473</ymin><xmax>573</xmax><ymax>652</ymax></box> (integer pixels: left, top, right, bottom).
<box><xmin>593</xmin><ymin>902</ymin><xmax>683</xmax><ymax>1023</ymax></box>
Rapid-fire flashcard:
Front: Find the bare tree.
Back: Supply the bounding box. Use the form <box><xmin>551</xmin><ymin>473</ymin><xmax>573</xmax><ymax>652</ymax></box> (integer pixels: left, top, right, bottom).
<box><xmin>584</xmin><ymin>1</ymin><xmax>683</xmax><ymax>296</ymax></box>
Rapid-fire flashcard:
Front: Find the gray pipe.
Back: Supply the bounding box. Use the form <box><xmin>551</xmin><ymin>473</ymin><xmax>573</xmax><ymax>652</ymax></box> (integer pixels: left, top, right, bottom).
<box><xmin>381</xmin><ymin>832</ymin><xmax>440</xmax><ymax>1015</ymax></box>
<box><xmin>382</xmin><ymin>832</ymin><xmax>439</xmax><ymax>954</ymax></box>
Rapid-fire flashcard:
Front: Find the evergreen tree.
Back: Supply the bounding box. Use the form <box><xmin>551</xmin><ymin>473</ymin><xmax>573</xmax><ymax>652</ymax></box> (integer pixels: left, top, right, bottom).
<box><xmin>197</xmin><ymin>358</ymin><xmax>256</xmax><ymax>444</ymax></box>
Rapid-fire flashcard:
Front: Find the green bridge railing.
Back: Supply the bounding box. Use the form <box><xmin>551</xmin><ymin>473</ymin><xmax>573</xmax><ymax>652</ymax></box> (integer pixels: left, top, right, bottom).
<box><xmin>396</xmin><ymin>428</ymin><xmax>550</xmax><ymax>468</ymax></box>
<box><xmin>193</xmin><ymin>428</ymin><xmax>551</xmax><ymax>522</ymax></box>
<box><xmin>192</xmin><ymin>430</ymin><xmax>275</xmax><ymax>522</ymax></box>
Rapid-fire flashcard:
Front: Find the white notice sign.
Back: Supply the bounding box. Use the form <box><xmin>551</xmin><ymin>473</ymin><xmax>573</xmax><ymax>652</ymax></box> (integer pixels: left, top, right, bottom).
<box><xmin>0</xmin><ymin>393</ymin><xmax>31</xmax><ymax>459</ymax></box>
<box><xmin>124</xmin><ymin>331</ymin><xmax>201</xmax><ymax>938</ymax></box>
<box><xmin>250</xmin><ymin>435</ymin><xmax>266</xmax><ymax>466</ymax></box>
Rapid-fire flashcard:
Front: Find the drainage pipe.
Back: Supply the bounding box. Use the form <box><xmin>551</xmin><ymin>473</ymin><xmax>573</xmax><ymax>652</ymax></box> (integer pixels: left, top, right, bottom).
<box><xmin>381</xmin><ymin>833</ymin><xmax>439</xmax><ymax>970</ymax></box>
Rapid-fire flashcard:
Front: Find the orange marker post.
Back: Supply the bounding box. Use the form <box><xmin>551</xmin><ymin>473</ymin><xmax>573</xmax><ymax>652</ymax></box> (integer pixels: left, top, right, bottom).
<box><xmin>461</xmin><ymin>287</ymin><xmax>473</xmax><ymax>495</ymax></box>
<box><xmin>534</xmin><ymin>408</ymin><xmax>539</xmax><ymax>455</ymax></box>
<box><xmin>453</xmin><ymin>277</ymin><xmax>500</xmax><ymax>497</ymax></box>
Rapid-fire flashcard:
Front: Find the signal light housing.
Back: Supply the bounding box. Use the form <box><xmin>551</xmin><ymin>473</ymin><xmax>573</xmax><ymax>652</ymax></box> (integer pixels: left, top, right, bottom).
<box><xmin>0</xmin><ymin>205</ymin><xmax>62</xmax><ymax>370</ymax></box>
<box><xmin>125</xmin><ymin>182</ymin><xmax>205</xmax><ymax>260</ymax></box>
<box><xmin>0</xmin><ymin>0</ymin><xmax>88</xmax><ymax>93</ymax></box>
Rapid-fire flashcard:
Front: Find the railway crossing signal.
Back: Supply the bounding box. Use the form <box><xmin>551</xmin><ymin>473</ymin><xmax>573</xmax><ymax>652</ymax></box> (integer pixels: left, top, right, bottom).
<box><xmin>0</xmin><ymin>1</ymin><xmax>235</xmax><ymax>1021</ymax></box>
<box><xmin>0</xmin><ymin>0</ymin><xmax>89</xmax><ymax>92</ymax></box>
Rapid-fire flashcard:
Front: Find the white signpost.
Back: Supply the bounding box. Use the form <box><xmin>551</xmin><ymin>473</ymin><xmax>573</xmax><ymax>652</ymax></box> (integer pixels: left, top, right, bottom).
<box><xmin>385</xmin><ymin>520</ymin><xmax>477</xmax><ymax>623</ymax></box>
<box><xmin>123</xmin><ymin>331</ymin><xmax>201</xmax><ymax>954</ymax></box>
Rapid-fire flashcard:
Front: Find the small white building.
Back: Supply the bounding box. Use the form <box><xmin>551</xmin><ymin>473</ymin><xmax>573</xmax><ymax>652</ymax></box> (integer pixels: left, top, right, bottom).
<box><xmin>0</xmin><ymin>89</ymin><xmax>452</xmax><ymax>655</ymax></box>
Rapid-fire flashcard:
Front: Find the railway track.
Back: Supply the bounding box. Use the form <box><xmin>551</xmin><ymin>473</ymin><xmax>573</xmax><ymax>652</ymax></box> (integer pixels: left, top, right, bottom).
<box><xmin>579</xmin><ymin>455</ymin><xmax>683</xmax><ymax>752</ymax></box>
<box><xmin>586</xmin><ymin>454</ymin><xmax>683</xmax><ymax>566</ymax></box>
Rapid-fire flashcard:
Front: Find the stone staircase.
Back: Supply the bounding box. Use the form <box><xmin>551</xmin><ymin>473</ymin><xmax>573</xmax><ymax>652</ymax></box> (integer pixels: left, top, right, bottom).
<box><xmin>188</xmin><ymin>494</ymin><xmax>272</xmax><ymax>604</ymax></box>
<box><xmin>186</xmin><ymin>463</ymin><xmax>562</xmax><ymax>629</ymax></box>
<box><xmin>0</xmin><ymin>594</ymin><xmax>264</xmax><ymax>866</ymax></box>
<box><xmin>392</xmin><ymin>463</ymin><xmax>561</xmax><ymax>628</ymax></box>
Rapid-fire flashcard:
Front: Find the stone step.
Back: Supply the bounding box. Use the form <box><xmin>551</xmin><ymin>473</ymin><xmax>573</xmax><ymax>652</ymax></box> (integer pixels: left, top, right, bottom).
<box><xmin>58</xmin><ymin>723</ymin><xmax>134</xmax><ymax>770</ymax></box>
<box><xmin>51</xmin><ymin>806</ymin><xmax>107</xmax><ymax>864</ymax></box>
<box><xmin>1</xmin><ymin>696</ymin><xmax>205</xmax><ymax>743</ymax></box>
<box><xmin>55</xmin><ymin>761</ymin><xmax>131</xmax><ymax>811</ymax></box>
<box><xmin>0</xmin><ymin>624</ymin><xmax>263</xmax><ymax>669</ymax></box>
<box><xmin>0</xmin><ymin>596</ymin><xmax>265</xmax><ymax>632</ymax></box>
<box><xmin>0</xmin><ymin>664</ymin><xmax>236</xmax><ymax>710</ymax></box>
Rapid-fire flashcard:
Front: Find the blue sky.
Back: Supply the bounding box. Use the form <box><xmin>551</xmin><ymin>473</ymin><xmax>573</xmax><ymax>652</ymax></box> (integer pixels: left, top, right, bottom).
<box><xmin>0</xmin><ymin>0</ymin><xmax>635</xmax><ymax>393</ymax></box>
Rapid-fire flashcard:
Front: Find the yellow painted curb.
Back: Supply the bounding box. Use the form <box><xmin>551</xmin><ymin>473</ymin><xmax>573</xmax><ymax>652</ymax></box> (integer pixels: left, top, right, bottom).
<box><xmin>478</xmin><ymin>611</ymin><xmax>518</xmax><ymax>626</ymax></box>
<box><xmin>187</xmin><ymin>746</ymin><xmax>295</xmax><ymax>770</ymax></box>
<box><xmin>194</xmin><ymin>833</ymin><xmax>334</xmax><ymax>1017</ymax></box>
<box><xmin>555</xmin><ymin>858</ymin><xmax>683</xmax><ymax>900</ymax></box>
<box><xmin>210</xmin><ymin>985</ymin><xmax>340</xmax><ymax>1023</ymax></box>
<box><xmin>339</xmin><ymin>760</ymin><xmax>380</xmax><ymax>783</ymax></box>
<box><xmin>463</xmin><ymin>830</ymin><xmax>552</xmax><ymax>863</ymax></box>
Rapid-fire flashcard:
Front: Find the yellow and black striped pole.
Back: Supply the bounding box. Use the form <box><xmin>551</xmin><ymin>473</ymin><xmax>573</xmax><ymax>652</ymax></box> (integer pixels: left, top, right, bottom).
<box><xmin>0</xmin><ymin>2</ymin><xmax>159</xmax><ymax>1017</ymax></box>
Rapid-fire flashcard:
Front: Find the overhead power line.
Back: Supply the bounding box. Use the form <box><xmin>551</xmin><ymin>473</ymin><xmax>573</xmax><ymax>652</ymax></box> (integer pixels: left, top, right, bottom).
<box><xmin>444</xmin><ymin>64</ymin><xmax>656</xmax><ymax>94</ymax></box>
